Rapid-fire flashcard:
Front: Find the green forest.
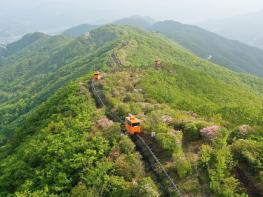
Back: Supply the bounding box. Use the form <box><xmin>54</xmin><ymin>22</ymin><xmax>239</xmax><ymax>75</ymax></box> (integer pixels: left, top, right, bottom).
<box><xmin>0</xmin><ymin>25</ymin><xmax>263</xmax><ymax>196</ymax></box>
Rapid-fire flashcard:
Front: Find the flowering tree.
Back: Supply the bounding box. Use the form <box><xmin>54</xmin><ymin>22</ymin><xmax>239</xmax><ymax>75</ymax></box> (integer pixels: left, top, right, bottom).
<box><xmin>200</xmin><ymin>125</ymin><xmax>221</xmax><ymax>141</ymax></box>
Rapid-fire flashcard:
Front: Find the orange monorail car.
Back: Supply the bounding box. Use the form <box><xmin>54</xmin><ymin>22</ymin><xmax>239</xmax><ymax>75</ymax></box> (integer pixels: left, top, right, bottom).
<box><xmin>93</xmin><ymin>71</ymin><xmax>102</xmax><ymax>80</ymax></box>
<box><xmin>125</xmin><ymin>114</ymin><xmax>141</xmax><ymax>135</ymax></box>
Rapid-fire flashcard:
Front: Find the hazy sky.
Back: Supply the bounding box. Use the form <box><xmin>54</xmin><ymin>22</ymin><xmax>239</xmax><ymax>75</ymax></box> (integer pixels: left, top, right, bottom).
<box><xmin>1</xmin><ymin>0</ymin><xmax>263</xmax><ymax>30</ymax></box>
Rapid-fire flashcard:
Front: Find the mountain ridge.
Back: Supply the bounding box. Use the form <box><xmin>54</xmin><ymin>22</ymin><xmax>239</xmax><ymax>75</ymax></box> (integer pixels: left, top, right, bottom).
<box><xmin>62</xmin><ymin>24</ymin><xmax>99</xmax><ymax>37</ymax></box>
<box><xmin>0</xmin><ymin>25</ymin><xmax>263</xmax><ymax>196</ymax></box>
<box><xmin>199</xmin><ymin>10</ymin><xmax>263</xmax><ymax>49</ymax></box>
<box><xmin>0</xmin><ymin>32</ymin><xmax>48</xmax><ymax>57</ymax></box>
<box><xmin>149</xmin><ymin>20</ymin><xmax>263</xmax><ymax>77</ymax></box>
<box><xmin>61</xmin><ymin>17</ymin><xmax>263</xmax><ymax>77</ymax></box>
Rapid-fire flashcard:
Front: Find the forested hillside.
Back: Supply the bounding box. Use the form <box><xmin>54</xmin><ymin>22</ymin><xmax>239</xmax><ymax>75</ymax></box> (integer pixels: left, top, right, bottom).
<box><xmin>64</xmin><ymin>18</ymin><xmax>263</xmax><ymax>77</ymax></box>
<box><xmin>62</xmin><ymin>24</ymin><xmax>99</xmax><ymax>37</ymax></box>
<box><xmin>0</xmin><ymin>32</ymin><xmax>48</xmax><ymax>57</ymax></box>
<box><xmin>0</xmin><ymin>26</ymin><xmax>123</xmax><ymax>140</ymax></box>
<box><xmin>0</xmin><ymin>25</ymin><xmax>263</xmax><ymax>196</ymax></box>
<box><xmin>149</xmin><ymin>21</ymin><xmax>263</xmax><ymax>77</ymax></box>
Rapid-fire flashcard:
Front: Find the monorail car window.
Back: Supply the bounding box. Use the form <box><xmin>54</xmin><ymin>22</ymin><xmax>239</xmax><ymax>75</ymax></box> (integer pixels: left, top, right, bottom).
<box><xmin>132</xmin><ymin>122</ymin><xmax>140</xmax><ymax>127</ymax></box>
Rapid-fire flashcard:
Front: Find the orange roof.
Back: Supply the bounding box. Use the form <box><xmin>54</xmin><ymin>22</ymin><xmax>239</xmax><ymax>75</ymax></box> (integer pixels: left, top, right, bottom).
<box><xmin>126</xmin><ymin>115</ymin><xmax>140</xmax><ymax>123</ymax></box>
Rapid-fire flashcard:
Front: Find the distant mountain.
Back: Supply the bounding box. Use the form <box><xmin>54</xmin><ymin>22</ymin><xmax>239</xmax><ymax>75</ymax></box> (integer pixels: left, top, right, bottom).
<box><xmin>149</xmin><ymin>20</ymin><xmax>263</xmax><ymax>77</ymax></box>
<box><xmin>0</xmin><ymin>32</ymin><xmax>48</xmax><ymax>57</ymax></box>
<box><xmin>61</xmin><ymin>16</ymin><xmax>155</xmax><ymax>37</ymax></box>
<box><xmin>6</xmin><ymin>32</ymin><xmax>49</xmax><ymax>54</ymax></box>
<box><xmin>62</xmin><ymin>24</ymin><xmax>99</xmax><ymax>37</ymax></box>
<box><xmin>62</xmin><ymin>18</ymin><xmax>263</xmax><ymax>77</ymax></box>
<box><xmin>0</xmin><ymin>18</ymin><xmax>31</xmax><ymax>44</ymax></box>
<box><xmin>113</xmin><ymin>15</ymin><xmax>155</xmax><ymax>29</ymax></box>
<box><xmin>199</xmin><ymin>10</ymin><xmax>263</xmax><ymax>49</ymax></box>
<box><xmin>0</xmin><ymin>44</ymin><xmax>5</xmax><ymax>57</ymax></box>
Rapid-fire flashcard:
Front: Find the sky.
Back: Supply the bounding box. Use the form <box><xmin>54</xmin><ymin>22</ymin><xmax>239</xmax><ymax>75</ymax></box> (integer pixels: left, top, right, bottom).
<box><xmin>1</xmin><ymin>0</ymin><xmax>263</xmax><ymax>24</ymax></box>
<box><xmin>0</xmin><ymin>0</ymin><xmax>263</xmax><ymax>36</ymax></box>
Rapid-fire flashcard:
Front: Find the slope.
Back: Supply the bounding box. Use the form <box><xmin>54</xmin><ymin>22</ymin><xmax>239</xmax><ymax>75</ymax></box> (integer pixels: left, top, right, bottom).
<box><xmin>0</xmin><ymin>32</ymin><xmax>48</xmax><ymax>57</ymax></box>
<box><xmin>0</xmin><ymin>25</ymin><xmax>263</xmax><ymax>196</ymax></box>
<box><xmin>61</xmin><ymin>18</ymin><xmax>263</xmax><ymax>78</ymax></box>
<box><xmin>199</xmin><ymin>10</ymin><xmax>263</xmax><ymax>49</ymax></box>
<box><xmin>149</xmin><ymin>20</ymin><xmax>263</xmax><ymax>77</ymax></box>
<box><xmin>62</xmin><ymin>24</ymin><xmax>99</xmax><ymax>37</ymax></box>
<box><xmin>0</xmin><ymin>78</ymin><xmax>156</xmax><ymax>196</ymax></box>
<box><xmin>113</xmin><ymin>15</ymin><xmax>155</xmax><ymax>29</ymax></box>
<box><xmin>61</xmin><ymin>15</ymin><xmax>155</xmax><ymax>38</ymax></box>
<box><xmin>85</xmin><ymin>25</ymin><xmax>263</xmax><ymax>195</ymax></box>
<box><xmin>0</xmin><ymin>26</ymin><xmax>124</xmax><ymax>139</ymax></box>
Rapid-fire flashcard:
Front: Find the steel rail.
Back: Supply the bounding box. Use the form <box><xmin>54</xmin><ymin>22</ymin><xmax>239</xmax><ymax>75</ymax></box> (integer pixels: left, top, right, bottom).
<box><xmin>90</xmin><ymin>79</ymin><xmax>182</xmax><ymax>197</ymax></box>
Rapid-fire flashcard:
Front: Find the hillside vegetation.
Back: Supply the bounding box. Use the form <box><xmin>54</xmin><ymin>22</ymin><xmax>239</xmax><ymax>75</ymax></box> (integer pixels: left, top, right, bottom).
<box><xmin>0</xmin><ymin>25</ymin><xmax>262</xmax><ymax>196</ymax></box>
<box><xmin>62</xmin><ymin>24</ymin><xmax>99</xmax><ymax>37</ymax></box>
<box><xmin>0</xmin><ymin>80</ymin><xmax>155</xmax><ymax>196</ymax></box>
<box><xmin>149</xmin><ymin>21</ymin><xmax>263</xmax><ymax>77</ymax></box>
<box><xmin>0</xmin><ymin>27</ymin><xmax>123</xmax><ymax>139</ymax></box>
<box><xmin>65</xmin><ymin>17</ymin><xmax>263</xmax><ymax>77</ymax></box>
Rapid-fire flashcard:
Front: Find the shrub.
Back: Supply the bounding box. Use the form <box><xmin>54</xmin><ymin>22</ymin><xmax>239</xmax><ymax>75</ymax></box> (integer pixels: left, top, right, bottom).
<box><xmin>199</xmin><ymin>144</ymin><xmax>242</xmax><ymax>197</ymax></box>
<box><xmin>231</xmin><ymin>139</ymin><xmax>262</xmax><ymax>176</ymax></box>
<box><xmin>129</xmin><ymin>102</ymin><xmax>141</xmax><ymax>115</ymax></box>
<box><xmin>111</xmin><ymin>89</ymin><xmax>120</xmax><ymax>97</ymax></box>
<box><xmin>96</xmin><ymin>117</ymin><xmax>113</xmax><ymax>129</ymax></box>
<box><xmin>71</xmin><ymin>182</ymin><xmax>93</xmax><ymax>197</ymax></box>
<box><xmin>180</xmin><ymin>179</ymin><xmax>201</xmax><ymax>195</ymax></box>
<box><xmin>124</xmin><ymin>93</ymin><xmax>144</xmax><ymax>102</ymax></box>
<box><xmin>102</xmin><ymin>123</ymin><xmax>121</xmax><ymax>145</ymax></box>
<box><xmin>116</xmin><ymin>103</ymin><xmax>131</xmax><ymax>117</ymax></box>
<box><xmin>123</xmin><ymin>93</ymin><xmax>133</xmax><ymax>102</ymax></box>
<box><xmin>184</xmin><ymin>122</ymin><xmax>201</xmax><ymax>141</ymax></box>
<box><xmin>156</xmin><ymin>131</ymin><xmax>182</xmax><ymax>153</ymax></box>
<box><xmin>200</xmin><ymin>125</ymin><xmax>220</xmax><ymax>141</ymax></box>
<box><xmin>137</xmin><ymin>177</ymin><xmax>160</xmax><ymax>197</ymax></box>
<box><xmin>183</xmin><ymin>121</ymin><xmax>211</xmax><ymax>141</ymax></box>
<box><xmin>119</xmin><ymin>136</ymin><xmax>135</xmax><ymax>154</ymax></box>
<box><xmin>154</xmin><ymin>123</ymin><xmax>170</xmax><ymax>134</ymax></box>
<box><xmin>199</xmin><ymin>144</ymin><xmax>213</xmax><ymax>166</ymax></box>
<box><xmin>161</xmin><ymin>115</ymin><xmax>173</xmax><ymax>125</ymax></box>
<box><xmin>214</xmin><ymin>127</ymin><xmax>230</xmax><ymax>148</ymax></box>
<box><xmin>104</xmin><ymin>176</ymin><xmax>129</xmax><ymax>196</ymax></box>
<box><xmin>172</xmin><ymin>152</ymin><xmax>192</xmax><ymax>178</ymax></box>
<box><xmin>114</xmin><ymin>153</ymin><xmax>144</xmax><ymax>181</ymax></box>
<box><xmin>228</xmin><ymin>125</ymin><xmax>254</xmax><ymax>143</ymax></box>
<box><xmin>238</xmin><ymin>125</ymin><xmax>252</xmax><ymax>135</ymax></box>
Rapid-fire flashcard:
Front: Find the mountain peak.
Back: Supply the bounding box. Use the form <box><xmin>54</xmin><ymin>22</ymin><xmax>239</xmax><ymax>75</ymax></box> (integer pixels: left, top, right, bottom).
<box><xmin>150</xmin><ymin>20</ymin><xmax>263</xmax><ymax>77</ymax></box>
<box><xmin>1</xmin><ymin>32</ymin><xmax>48</xmax><ymax>56</ymax></box>
<box><xmin>113</xmin><ymin>15</ymin><xmax>155</xmax><ymax>28</ymax></box>
<box><xmin>62</xmin><ymin>24</ymin><xmax>99</xmax><ymax>37</ymax></box>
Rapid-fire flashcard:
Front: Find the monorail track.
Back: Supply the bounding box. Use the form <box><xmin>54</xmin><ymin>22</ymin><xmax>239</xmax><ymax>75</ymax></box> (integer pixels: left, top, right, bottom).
<box><xmin>90</xmin><ymin>79</ymin><xmax>182</xmax><ymax>197</ymax></box>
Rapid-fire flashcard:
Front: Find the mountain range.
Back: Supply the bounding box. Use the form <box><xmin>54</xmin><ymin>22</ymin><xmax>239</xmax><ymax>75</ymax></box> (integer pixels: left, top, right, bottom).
<box><xmin>62</xmin><ymin>16</ymin><xmax>263</xmax><ymax>77</ymax></box>
<box><xmin>199</xmin><ymin>10</ymin><xmax>263</xmax><ymax>49</ymax></box>
<box><xmin>0</xmin><ymin>24</ymin><xmax>263</xmax><ymax>196</ymax></box>
<box><xmin>62</xmin><ymin>24</ymin><xmax>99</xmax><ymax>37</ymax></box>
<box><xmin>149</xmin><ymin>20</ymin><xmax>263</xmax><ymax>77</ymax></box>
